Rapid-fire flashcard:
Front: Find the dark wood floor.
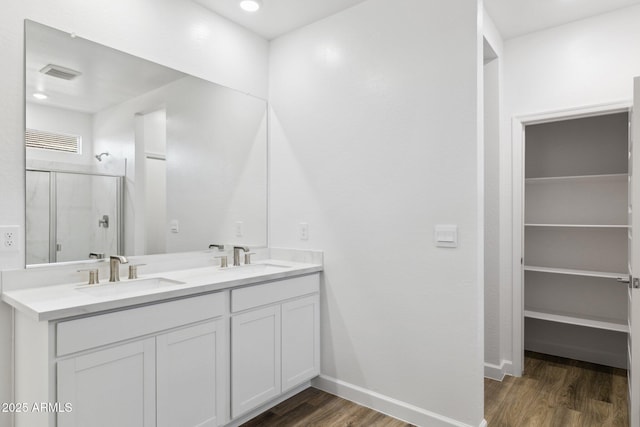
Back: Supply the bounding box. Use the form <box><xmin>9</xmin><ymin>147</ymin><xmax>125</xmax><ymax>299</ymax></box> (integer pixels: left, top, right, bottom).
<box><xmin>240</xmin><ymin>387</ymin><xmax>415</xmax><ymax>427</ymax></box>
<box><xmin>485</xmin><ymin>351</ymin><xmax>629</xmax><ymax>426</ymax></box>
<box><xmin>241</xmin><ymin>351</ymin><xmax>628</xmax><ymax>426</ymax></box>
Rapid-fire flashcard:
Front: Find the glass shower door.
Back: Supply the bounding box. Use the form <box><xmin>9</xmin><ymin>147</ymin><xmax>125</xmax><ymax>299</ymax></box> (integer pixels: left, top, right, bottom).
<box><xmin>55</xmin><ymin>173</ymin><xmax>121</xmax><ymax>262</ymax></box>
<box><xmin>25</xmin><ymin>170</ymin><xmax>123</xmax><ymax>265</ymax></box>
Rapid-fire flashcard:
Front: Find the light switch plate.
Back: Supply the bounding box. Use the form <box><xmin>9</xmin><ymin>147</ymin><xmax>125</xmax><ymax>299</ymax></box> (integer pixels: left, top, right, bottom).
<box><xmin>435</xmin><ymin>225</ymin><xmax>457</xmax><ymax>248</ymax></box>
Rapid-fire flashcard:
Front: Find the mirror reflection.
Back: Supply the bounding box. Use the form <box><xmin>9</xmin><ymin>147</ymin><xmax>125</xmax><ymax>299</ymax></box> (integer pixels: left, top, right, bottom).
<box><xmin>25</xmin><ymin>20</ymin><xmax>268</xmax><ymax>266</ymax></box>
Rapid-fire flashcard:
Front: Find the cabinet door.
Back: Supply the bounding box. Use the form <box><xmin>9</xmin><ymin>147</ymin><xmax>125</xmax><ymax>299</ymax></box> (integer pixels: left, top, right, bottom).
<box><xmin>231</xmin><ymin>305</ymin><xmax>281</xmax><ymax>418</ymax></box>
<box><xmin>281</xmin><ymin>295</ymin><xmax>320</xmax><ymax>392</ymax></box>
<box><xmin>57</xmin><ymin>338</ymin><xmax>156</xmax><ymax>427</ymax></box>
<box><xmin>157</xmin><ymin>319</ymin><xmax>227</xmax><ymax>427</ymax></box>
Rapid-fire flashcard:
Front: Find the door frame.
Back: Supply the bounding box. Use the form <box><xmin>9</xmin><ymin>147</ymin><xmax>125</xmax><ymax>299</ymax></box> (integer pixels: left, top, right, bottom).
<box><xmin>510</xmin><ymin>101</ymin><xmax>631</xmax><ymax>376</ymax></box>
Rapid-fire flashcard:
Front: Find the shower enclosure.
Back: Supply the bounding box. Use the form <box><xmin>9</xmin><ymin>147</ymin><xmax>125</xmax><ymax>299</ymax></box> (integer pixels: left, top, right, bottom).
<box><xmin>26</xmin><ymin>169</ymin><xmax>123</xmax><ymax>265</ymax></box>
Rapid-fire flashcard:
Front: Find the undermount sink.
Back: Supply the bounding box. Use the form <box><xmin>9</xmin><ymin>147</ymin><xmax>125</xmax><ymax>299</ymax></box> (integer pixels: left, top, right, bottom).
<box><xmin>76</xmin><ymin>277</ymin><xmax>185</xmax><ymax>297</ymax></box>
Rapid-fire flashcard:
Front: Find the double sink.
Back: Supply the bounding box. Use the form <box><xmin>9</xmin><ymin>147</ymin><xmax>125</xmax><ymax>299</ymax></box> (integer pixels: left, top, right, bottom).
<box><xmin>75</xmin><ymin>262</ymin><xmax>293</xmax><ymax>297</ymax></box>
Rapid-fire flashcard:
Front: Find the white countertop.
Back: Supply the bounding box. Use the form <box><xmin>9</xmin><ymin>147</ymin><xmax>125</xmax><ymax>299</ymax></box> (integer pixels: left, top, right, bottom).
<box><xmin>2</xmin><ymin>259</ymin><xmax>322</xmax><ymax>322</ymax></box>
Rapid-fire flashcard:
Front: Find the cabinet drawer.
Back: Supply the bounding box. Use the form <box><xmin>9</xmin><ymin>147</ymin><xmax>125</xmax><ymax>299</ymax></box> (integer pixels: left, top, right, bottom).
<box><xmin>57</xmin><ymin>292</ymin><xmax>226</xmax><ymax>356</ymax></box>
<box><xmin>231</xmin><ymin>274</ymin><xmax>319</xmax><ymax>313</ymax></box>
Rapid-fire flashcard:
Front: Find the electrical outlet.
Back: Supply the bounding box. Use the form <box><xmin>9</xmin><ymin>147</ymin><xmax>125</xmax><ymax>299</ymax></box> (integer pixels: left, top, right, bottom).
<box><xmin>0</xmin><ymin>226</ymin><xmax>20</xmax><ymax>252</ymax></box>
<box><xmin>235</xmin><ymin>221</ymin><xmax>244</xmax><ymax>237</ymax></box>
<box><xmin>298</xmin><ymin>223</ymin><xmax>309</xmax><ymax>241</ymax></box>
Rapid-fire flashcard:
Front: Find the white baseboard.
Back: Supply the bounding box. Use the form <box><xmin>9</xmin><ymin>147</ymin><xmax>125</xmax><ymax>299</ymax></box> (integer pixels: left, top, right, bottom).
<box><xmin>484</xmin><ymin>359</ymin><xmax>513</xmax><ymax>381</ymax></box>
<box><xmin>312</xmin><ymin>375</ymin><xmax>485</xmax><ymax>427</ymax></box>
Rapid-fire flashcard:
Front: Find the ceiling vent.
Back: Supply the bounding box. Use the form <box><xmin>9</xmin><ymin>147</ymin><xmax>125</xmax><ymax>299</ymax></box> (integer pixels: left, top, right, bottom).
<box><xmin>39</xmin><ymin>64</ymin><xmax>82</xmax><ymax>80</ymax></box>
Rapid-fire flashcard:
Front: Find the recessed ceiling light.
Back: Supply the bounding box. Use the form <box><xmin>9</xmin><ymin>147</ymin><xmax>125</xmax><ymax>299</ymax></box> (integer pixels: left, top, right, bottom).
<box><xmin>239</xmin><ymin>0</ymin><xmax>262</xmax><ymax>12</ymax></box>
<box><xmin>33</xmin><ymin>93</ymin><xmax>48</xmax><ymax>100</ymax></box>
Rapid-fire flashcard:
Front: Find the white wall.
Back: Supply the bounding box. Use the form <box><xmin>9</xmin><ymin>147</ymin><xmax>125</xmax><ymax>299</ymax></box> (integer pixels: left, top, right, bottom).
<box><xmin>482</xmin><ymin>9</ymin><xmax>510</xmax><ymax>380</ymax></box>
<box><xmin>484</xmin><ymin>57</ymin><xmax>500</xmax><ymax>371</ymax></box>
<box><xmin>142</xmin><ymin>109</ymin><xmax>167</xmax><ymax>255</ymax></box>
<box><xmin>142</xmin><ymin>108</ymin><xmax>166</xmax><ymax>156</ymax></box>
<box><xmin>269</xmin><ymin>0</ymin><xmax>484</xmax><ymax>425</ymax></box>
<box><xmin>504</xmin><ymin>5</ymin><xmax>640</xmax><ymax>115</ymax></box>
<box><xmin>0</xmin><ymin>1</ymin><xmax>268</xmax><ymax>425</ymax></box>
<box><xmin>164</xmin><ymin>77</ymin><xmax>267</xmax><ymax>251</ymax></box>
<box><xmin>95</xmin><ymin>82</ymin><xmax>169</xmax><ymax>256</ymax></box>
<box><xmin>498</xmin><ymin>4</ymin><xmax>640</xmax><ymax>374</ymax></box>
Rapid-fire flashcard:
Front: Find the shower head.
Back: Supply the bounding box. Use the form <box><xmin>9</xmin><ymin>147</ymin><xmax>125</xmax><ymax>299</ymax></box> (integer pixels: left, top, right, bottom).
<box><xmin>95</xmin><ymin>152</ymin><xmax>110</xmax><ymax>162</ymax></box>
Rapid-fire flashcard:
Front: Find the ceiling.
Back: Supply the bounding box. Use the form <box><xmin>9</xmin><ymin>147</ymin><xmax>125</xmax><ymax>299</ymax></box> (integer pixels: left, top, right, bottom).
<box><xmin>193</xmin><ymin>0</ymin><xmax>368</xmax><ymax>40</ymax></box>
<box><xmin>484</xmin><ymin>0</ymin><xmax>640</xmax><ymax>39</ymax></box>
<box><xmin>195</xmin><ymin>0</ymin><xmax>640</xmax><ymax>41</ymax></box>
<box><xmin>26</xmin><ymin>21</ymin><xmax>186</xmax><ymax>114</ymax></box>
<box><xmin>27</xmin><ymin>1</ymin><xmax>640</xmax><ymax>113</ymax></box>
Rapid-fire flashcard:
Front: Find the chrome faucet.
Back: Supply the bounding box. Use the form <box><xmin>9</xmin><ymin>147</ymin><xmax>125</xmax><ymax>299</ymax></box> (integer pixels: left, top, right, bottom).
<box><xmin>233</xmin><ymin>246</ymin><xmax>250</xmax><ymax>266</ymax></box>
<box><xmin>109</xmin><ymin>255</ymin><xmax>128</xmax><ymax>282</ymax></box>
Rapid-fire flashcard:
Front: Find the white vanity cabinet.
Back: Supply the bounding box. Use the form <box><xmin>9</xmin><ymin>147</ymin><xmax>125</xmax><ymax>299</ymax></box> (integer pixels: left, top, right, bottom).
<box><xmin>57</xmin><ymin>338</ymin><xmax>157</xmax><ymax>427</ymax></box>
<box><xmin>281</xmin><ymin>295</ymin><xmax>320</xmax><ymax>391</ymax></box>
<box><xmin>156</xmin><ymin>320</ymin><xmax>227</xmax><ymax>427</ymax></box>
<box><xmin>230</xmin><ymin>274</ymin><xmax>320</xmax><ymax>418</ymax></box>
<box><xmin>15</xmin><ymin>292</ymin><xmax>229</xmax><ymax>427</ymax></box>
<box><xmin>231</xmin><ymin>305</ymin><xmax>282</xmax><ymax>416</ymax></box>
<box><xmin>56</xmin><ymin>319</ymin><xmax>227</xmax><ymax>427</ymax></box>
<box><xmin>9</xmin><ymin>265</ymin><xmax>323</xmax><ymax>427</ymax></box>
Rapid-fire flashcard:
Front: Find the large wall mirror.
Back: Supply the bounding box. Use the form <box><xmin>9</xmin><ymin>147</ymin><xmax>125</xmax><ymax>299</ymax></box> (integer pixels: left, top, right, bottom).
<box><xmin>25</xmin><ymin>20</ymin><xmax>268</xmax><ymax>266</ymax></box>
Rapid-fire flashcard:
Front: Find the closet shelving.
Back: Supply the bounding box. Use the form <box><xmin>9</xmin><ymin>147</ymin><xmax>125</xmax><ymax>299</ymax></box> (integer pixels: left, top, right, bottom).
<box><xmin>523</xmin><ymin>112</ymin><xmax>630</xmax><ymax>368</ymax></box>
<box><xmin>523</xmin><ymin>308</ymin><xmax>628</xmax><ymax>333</ymax></box>
<box><xmin>523</xmin><ymin>265</ymin><xmax>626</xmax><ymax>280</ymax></box>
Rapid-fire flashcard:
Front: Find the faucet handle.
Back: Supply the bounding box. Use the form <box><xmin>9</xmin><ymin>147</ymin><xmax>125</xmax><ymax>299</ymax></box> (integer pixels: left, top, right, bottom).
<box><xmin>89</xmin><ymin>252</ymin><xmax>105</xmax><ymax>259</ymax></box>
<box><xmin>78</xmin><ymin>268</ymin><xmax>100</xmax><ymax>285</ymax></box>
<box><xmin>128</xmin><ymin>264</ymin><xmax>146</xmax><ymax>280</ymax></box>
<box><xmin>244</xmin><ymin>252</ymin><xmax>255</xmax><ymax>265</ymax></box>
<box><xmin>215</xmin><ymin>255</ymin><xmax>228</xmax><ymax>268</ymax></box>
<box><xmin>209</xmin><ymin>244</ymin><xmax>225</xmax><ymax>251</ymax></box>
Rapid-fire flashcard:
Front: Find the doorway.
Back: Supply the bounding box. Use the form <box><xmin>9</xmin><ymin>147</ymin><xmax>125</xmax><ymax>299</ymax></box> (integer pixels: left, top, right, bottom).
<box><xmin>511</xmin><ymin>102</ymin><xmax>632</xmax><ymax>375</ymax></box>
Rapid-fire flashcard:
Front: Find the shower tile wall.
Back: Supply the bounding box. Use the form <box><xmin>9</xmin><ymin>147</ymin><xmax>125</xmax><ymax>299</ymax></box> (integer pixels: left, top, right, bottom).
<box><xmin>25</xmin><ymin>170</ymin><xmax>50</xmax><ymax>264</ymax></box>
